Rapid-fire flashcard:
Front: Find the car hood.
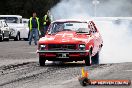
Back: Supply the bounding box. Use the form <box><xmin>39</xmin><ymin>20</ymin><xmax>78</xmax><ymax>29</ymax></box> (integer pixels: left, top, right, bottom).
<box><xmin>0</xmin><ymin>27</ymin><xmax>9</xmax><ymax>31</ymax></box>
<box><xmin>7</xmin><ymin>23</ymin><xmax>24</xmax><ymax>28</ymax></box>
<box><xmin>39</xmin><ymin>31</ymin><xmax>92</xmax><ymax>44</ymax></box>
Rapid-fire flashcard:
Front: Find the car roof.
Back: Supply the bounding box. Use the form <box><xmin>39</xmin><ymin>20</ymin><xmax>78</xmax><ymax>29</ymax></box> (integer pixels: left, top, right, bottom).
<box><xmin>0</xmin><ymin>15</ymin><xmax>22</xmax><ymax>18</ymax></box>
<box><xmin>52</xmin><ymin>19</ymin><xmax>89</xmax><ymax>23</ymax></box>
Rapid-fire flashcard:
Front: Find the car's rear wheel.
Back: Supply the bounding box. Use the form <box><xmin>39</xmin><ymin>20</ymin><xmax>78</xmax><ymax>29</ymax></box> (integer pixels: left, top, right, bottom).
<box><xmin>91</xmin><ymin>52</ymin><xmax>99</xmax><ymax>65</ymax></box>
<box><xmin>39</xmin><ymin>55</ymin><xmax>46</xmax><ymax>66</ymax></box>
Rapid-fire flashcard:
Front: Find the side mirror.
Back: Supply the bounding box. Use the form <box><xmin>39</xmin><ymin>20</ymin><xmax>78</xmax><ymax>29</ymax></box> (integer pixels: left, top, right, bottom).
<box><xmin>89</xmin><ymin>30</ymin><xmax>91</xmax><ymax>34</ymax></box>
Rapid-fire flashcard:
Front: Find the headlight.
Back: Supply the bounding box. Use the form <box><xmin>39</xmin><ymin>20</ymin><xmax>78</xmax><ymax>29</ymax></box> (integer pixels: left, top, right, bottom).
<box><xmin>40</xmin><ymin>44</ymin><xmax>46</xmax><ymax>50</ymax></box>
<box><xmin>79</xmin><ymin>44</ymin><xmax>85</xmax><ymax>50</ymax></box>
<box><xmin>40</xmin><ymin>45</ymin><xmax>46</xmax><ymax>48</ymax></box>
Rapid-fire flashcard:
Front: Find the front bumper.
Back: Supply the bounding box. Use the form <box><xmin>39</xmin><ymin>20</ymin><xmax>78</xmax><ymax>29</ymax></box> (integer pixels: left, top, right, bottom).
<box><xmin>37</xmin><ymin>50</ymin><xmax>89</xmax><ymax>61</ymax></box>
<box><xmin>37</xmin><ymin>50</ymin><xmax>89</xmax><ymax>53</ymax></box>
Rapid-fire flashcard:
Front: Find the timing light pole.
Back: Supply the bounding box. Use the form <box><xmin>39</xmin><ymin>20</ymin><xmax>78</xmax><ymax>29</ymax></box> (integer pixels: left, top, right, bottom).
<box><xmin>92</xmin><ymin>0</ymin><xmax>100</xmax><ymax>17</ymax></box>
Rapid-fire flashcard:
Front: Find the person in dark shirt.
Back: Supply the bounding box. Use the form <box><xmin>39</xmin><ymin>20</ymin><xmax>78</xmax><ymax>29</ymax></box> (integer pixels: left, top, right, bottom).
<box><xmin>43</xmin><ymin>10</ymin><xmax>52</xmax><ymax>36</ymax></box>
<box><xmin>32</xmin><ymin>18</ymin><xmax>38</xmax><ymax>28</ymax></box>
<box><xmin>29</xmin><ymin>12</ymin><xmax>40</xmax><ymax>45</ymax></box>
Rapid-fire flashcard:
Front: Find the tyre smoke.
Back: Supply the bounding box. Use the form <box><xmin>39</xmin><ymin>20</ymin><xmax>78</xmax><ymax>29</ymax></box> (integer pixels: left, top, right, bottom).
<box><xmin>96</xmin><ymin>21</ymin><xmax>132</xmax><ymax>63</ymax></box>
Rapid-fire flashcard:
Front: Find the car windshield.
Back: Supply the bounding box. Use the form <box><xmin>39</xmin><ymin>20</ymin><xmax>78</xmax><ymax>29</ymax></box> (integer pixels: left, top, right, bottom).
<box><xmin>0</xmin><ymin>17</ymin><xmax>18</xmax><ymax>23</ymax></box>
<box><xmin>48</xmin><ymin>22</ymin><xmax>90</xmax><ymax>34</ymax></box>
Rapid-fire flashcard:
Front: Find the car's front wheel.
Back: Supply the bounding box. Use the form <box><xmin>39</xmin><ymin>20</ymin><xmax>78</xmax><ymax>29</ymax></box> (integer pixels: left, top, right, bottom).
<box><xmin>39</xmin><ymin>55</ymin><xmax>46</xmax><ymax>66</ymax></box>
<box><xmin>0</xmin><ymin>34</ymin><xmax>3</xmax><ymax>42</ymax></box>
<box><xmin>91</xmin><ymin>52</ymin><xmax>99</xmax><ymax>65</ymax></box>
<box><xmin>14</xmin><ymin>32</ymin><xmax>20</xmax><ymax>41</ymax></box>
<box><xmin>84</xmin><ymin>52</ymin><xmax>92</xmax><ymax>66</ymax></box>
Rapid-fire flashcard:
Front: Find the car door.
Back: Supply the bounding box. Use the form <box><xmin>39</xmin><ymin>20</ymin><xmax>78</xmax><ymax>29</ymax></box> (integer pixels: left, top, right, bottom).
<box><xmin>92</xmin><ymin>21</ymin><xmax>103</xmax><ymax>50</ymax></box>
<box><xmin>19</xmin><ymin>18</ymin><xmax>24</xmax><ymax>38</ymax></box>
<box><xmin>88</xmin><ymin>21</ymin><xmax>100</xmax><ymax>56</ymax></box>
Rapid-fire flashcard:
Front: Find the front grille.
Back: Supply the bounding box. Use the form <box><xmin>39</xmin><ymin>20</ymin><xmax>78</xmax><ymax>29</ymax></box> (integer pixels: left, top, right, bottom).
<box><xmin>48</xmin><ymin>44</ymin><xmax>76</xmax><ymax>50</ymax></box>
<box><xmin>4</xmin><ymin>31</ymin><xmax>9</xmax><ymax>37</ymax></box>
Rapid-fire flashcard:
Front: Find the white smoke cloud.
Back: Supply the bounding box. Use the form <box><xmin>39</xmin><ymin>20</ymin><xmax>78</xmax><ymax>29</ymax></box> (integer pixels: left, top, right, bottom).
<box><xmin>51</xmin><ymin>0</ymin><xmax>132</xmax><ymax>64</ymax></box>
<box><xmin>51</xmin><ymin>0</ymin><xmax>132</xmax><ymax>19</ymax></box>
<box><xmin>51</xmin><ymin>0</ymin><xmax>91</xmax><ymax>20</ymax></box>
<box><xmin>96</xmin><ymin>21</ymin><xmax>132</xmax><ymax>63</ymax></box>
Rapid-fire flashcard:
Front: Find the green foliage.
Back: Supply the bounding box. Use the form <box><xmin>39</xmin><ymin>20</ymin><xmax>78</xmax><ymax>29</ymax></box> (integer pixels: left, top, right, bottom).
<box><xmin>0</xmin><ymin>0</ymin><xmax>60</xmax><ymax>30</ymax></box>
<box><xmin>0</xmin><ymin>0</ymin><xmax>60</xmax><ymax>18</ymax></box>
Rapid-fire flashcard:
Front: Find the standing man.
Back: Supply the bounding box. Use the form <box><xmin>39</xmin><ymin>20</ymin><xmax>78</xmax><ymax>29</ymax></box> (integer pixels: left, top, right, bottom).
<box><xmin>43</xmin><ymin>10</ymin><xmax>52</xmax><ymax>36</ymax></box>
<box><xmin>29</xmin><ymin>12</ymin><xmax>40</xmax><ymax>45</ymax></box>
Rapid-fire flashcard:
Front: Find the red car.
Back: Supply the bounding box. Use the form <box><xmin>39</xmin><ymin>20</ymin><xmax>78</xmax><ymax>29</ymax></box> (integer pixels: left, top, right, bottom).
<box><xmin>37</xmin><ymin>19</ymin><xmax>103</xmax><ymax>66</ymax></box>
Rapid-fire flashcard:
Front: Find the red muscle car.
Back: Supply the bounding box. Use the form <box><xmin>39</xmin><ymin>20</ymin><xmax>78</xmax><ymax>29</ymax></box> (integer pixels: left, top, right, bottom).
<box><xmin>37</xmin><ymin>19</ymin><xmax>103</xmax><ymax>66</ymax></box>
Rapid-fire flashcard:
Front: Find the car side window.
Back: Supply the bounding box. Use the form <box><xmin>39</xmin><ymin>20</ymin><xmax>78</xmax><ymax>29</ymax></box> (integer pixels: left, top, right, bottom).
<box><xmin>48</xmin><ymin>23</ymin><xmax>53</xmax><ymax>34</ymax></box>
<box><xmin>88</xmin><ymin>21</ymin><xmax>97</xmax><ymax>34</ymax></box>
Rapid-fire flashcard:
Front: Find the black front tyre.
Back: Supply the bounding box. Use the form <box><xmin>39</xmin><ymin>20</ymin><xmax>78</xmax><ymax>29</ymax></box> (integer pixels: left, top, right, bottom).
<box><xmin>85</xmin><ymin>49</ymin><xmax>92</xmax><ymax>66</ymax></box>
<box><xmin>85</xmin><ymin>55</ymin><xmax>91</xmax><ymax>66</ymax></box>
<box><xmin>39</xmin><ymin>55</ymin><xmax>46</xmax><ymax>66</ymax></box>
<box><xmin>91</xmin><ymin>52</ymin><xmax>99</xmax><ymax>65</ymax></box>
<box><xmin>0</xmin><ymin>37</ymin><xmax>2</xmax><ymax>42</ymax></box>
<box><xmin>0</xmin><ymin>34</ymin><xmax>3</xmax><ymax>42</ymax></box>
